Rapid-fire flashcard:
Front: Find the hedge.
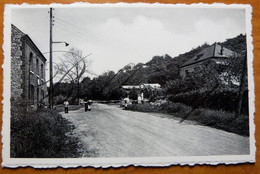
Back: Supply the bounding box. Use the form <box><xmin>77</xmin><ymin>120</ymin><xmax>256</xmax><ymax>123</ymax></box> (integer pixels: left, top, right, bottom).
<box><xmin>169</xmin><ymin>88</ymin><xmax>248</xmax><ymax>114</ymax></box>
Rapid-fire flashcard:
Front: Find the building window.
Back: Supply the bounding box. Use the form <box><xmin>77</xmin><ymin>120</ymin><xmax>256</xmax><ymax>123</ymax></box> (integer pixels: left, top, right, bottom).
<box><xmin>36</xmin><ymin>58</ymin><xmax>39</xmax><ymax>75</ymax></box>
<box><xmin>194</xmin><ymin>54</ymin><xmax>203</xmax><ymax>61</ymax></box>
<box><xmin>37</xmin><ymin>87</ymin><xmax>39</xmax><ymax>102</ymax></box>
<box><xmin>28</xmin><ymin>53</ymin><xmax>33</xmax><ymax>99</ymax></box>
<box><xmin>29</xmin><ymin>52</ymin><xmax>33</xmax><ymax>73</ymax></box>
<box><xmin>41</xmin><ymin>64</ymin><xmax>44</xmax><ymax>79</ymax></box>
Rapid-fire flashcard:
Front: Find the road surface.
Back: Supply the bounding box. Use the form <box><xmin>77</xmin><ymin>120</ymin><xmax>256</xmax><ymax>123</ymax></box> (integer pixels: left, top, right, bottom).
<box><xmin>61</xmin><ymin>103</ymin><xmax>249</xmax><ymax>157</ymax></box>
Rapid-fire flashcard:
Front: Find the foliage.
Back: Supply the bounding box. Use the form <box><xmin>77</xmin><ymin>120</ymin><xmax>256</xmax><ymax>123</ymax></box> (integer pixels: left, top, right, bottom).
<box><xmin>54</xmin><ymin>94</ymin><xmax>67</xmax><ymax>105</ymax></box>
<box><xmin>165</xmin><ymin>60</ymin><xmax>220</xmax><ymax>95</ymax></box>
<box><xmin>53</xmin><ymin>34</ymin><xmax>247</xmax><ymax>109</ymax></box>
<box><xmin>11</xmin><ymin>100</ymin><xmax>82</xmax><ymax>158</ymax></box>
<box><xmin>129</xmin><ymin>89</ymin><xmax>138</xmax><ymax>100</ymax></box>
<box><xmin>169</xmin><ymin>87</ymin><xmax>248</xmax><ymax>114</ymax></box>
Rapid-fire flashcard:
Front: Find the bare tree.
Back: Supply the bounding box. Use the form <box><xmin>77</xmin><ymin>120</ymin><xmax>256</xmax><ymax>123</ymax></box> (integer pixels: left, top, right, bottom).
<box><xmin>55</xmin><ymin>48</ymin><xmax>92</xmax><ymax>103</ymax></box>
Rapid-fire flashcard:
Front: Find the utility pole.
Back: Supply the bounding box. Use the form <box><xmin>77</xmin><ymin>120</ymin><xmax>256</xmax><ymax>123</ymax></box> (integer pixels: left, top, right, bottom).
<box><xmin>76</xmin><ymin>64</ymin><xmax>79</xmax><ymax>104</ymax></box>
<box><xmin>234</xmin><ymin>51</ymin><xmax>247</xmax><ymax>118</ymax></box>
<box><xmin>49</xmin><ymin>7</ymin><xmax>53</xmax><ymax>109</ymax></box>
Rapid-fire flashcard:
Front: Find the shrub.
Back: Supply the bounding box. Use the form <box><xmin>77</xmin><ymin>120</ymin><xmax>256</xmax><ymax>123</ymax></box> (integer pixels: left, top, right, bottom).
<box><xmin>11</xmin><ymin>105</ymin><xmax>82</xmax><ymax>158</ymax></box>
<box><xmin>129</xmin><ymin>103</ymin><xmax>159</xmax><ymax>112</ymax></box>
<box><xmin>188</xmin><ymin>108</ymin><xmax>249</xmax><ymax>136</ymax></box>
<box><xmin>54</xmin><ymin>94</ymin><xmax>67</xmax><ymax>105</ymax></box>
<box><xmin>169</xmin><ymin>88</ymin><xmax>248</xmax><ymax>115</ymax></box>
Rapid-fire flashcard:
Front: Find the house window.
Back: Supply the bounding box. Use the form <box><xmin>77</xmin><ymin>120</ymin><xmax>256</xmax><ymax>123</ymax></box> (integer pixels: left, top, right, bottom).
<box><xmin>36</xmin><ymin>58</ymin><xmax>39</xmax><ymax>75</ymax></box>
<box><xmin>194</xmin><ymin>54</ymin><xmax>203</xmax><ymax>61</ymax></box>
<box><xmin>28</xmin><ymin>53</ymin><xmax>33</xmax><ymax>99</ymax></box>
<box><xmin>220</xmin><ymin>45</ymin><xmax>224</xmax><ymax>55</ymax></box>
<box><xmin>29</xmin><ymin>52</ymin><xmax>33</xmax><ymax>73</ymax></box>
<box><xmin>41</xmin><ymin>64</ymin><xmax>44</xmax><ymax>79</ymax></box>
<box><xmin>37</xmin><ymin>87</ymin><xmax>39</xmax><ymax>102</ymax></box>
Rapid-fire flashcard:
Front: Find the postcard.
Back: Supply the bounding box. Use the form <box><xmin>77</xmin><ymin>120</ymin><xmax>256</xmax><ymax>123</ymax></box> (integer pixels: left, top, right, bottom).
<box><xmin>2</xmin><ymin>3</ymin><xmax>255</xmax><ymax>168</ymax></box>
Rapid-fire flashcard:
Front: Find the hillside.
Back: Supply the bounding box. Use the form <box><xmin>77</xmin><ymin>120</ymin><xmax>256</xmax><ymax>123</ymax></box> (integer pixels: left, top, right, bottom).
<box><xmin>53</xmin><ymin>34</ymin><xmax>246</xmax><ymax>102</ymax></box>
<box><xmin>123</xmin><ymin>34</ymin><xmax>246</xmax><ymax>86</ymax></box>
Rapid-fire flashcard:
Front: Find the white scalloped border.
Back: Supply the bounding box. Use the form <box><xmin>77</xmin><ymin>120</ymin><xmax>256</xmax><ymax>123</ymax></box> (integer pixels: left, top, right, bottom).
<box><xmin>2</xmin><ymin>2</ymin><xmax>255</xmax><ymax>168</ymax></box>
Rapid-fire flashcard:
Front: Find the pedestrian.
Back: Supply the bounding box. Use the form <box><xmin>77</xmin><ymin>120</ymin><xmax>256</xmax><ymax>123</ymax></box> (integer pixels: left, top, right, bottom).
<box><xmin>64</xmin><ymin>100</ymin><xmax>69</xmax><ymax>113</ymax></box>
<box><xmin>84</xmin><ymin>100</ymin><xmax>88</xmax><ymax>112</ymax></box>
<box><xmin>88</xmin><ymin>100</ymin><xmax>92</xmax><ymax>111</ymax></box>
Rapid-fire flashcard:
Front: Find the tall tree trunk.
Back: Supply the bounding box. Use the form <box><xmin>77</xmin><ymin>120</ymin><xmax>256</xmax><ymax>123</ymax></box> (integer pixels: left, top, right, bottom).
<box><xmin>234</xmin><ymin>52</ymin><xmax>247</xmax><ymax>118</ymax></box>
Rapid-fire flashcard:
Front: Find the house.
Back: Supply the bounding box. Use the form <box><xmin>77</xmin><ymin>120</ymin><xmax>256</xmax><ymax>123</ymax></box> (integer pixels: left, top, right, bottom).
<box><xmin>179</xmin><ymin>43</ymin><xmax>237</xmax><ymax>78</ymax></box>
<box><xmin>121</xmin><ymin>83</ymin><xmax>162</xmax><ymax>103</ymax></box>
<box><xmin>11</xmin><ymin>24</ymin><xmax>48</xmax><ymax>107</ymax></box>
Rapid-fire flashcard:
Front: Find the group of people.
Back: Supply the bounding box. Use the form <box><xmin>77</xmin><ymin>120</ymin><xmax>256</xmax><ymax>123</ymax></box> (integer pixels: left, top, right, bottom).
<box><xmin>63</xmin><ymin>99</ymin><xmax>92</xmax><ymax>113</ymax></box>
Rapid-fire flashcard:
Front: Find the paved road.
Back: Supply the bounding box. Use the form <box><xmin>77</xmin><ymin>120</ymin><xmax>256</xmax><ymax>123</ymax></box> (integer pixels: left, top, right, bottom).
<box><xmin>61</xmin><ymin>103</ymin><xmax>249</xmax><ymax>157</ymax></box>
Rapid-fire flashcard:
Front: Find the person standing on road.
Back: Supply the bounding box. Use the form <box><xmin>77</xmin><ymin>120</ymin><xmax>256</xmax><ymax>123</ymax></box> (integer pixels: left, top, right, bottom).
<box><xmin>64</xmin><ymin>100</ymin><xmax>69</xmax><ymax>113</ymax></box>
<box><xmin>84</xmin><ymin>100</ymin><xmax>88</xmax><ymax>112</ymax></box>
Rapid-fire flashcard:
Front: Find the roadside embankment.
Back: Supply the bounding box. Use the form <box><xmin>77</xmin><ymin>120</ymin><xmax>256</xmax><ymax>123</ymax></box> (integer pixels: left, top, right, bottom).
<box><xmin>127</xmin><ymin>102</ymin><xmax>249</xmax><ymax>136</ymax></box>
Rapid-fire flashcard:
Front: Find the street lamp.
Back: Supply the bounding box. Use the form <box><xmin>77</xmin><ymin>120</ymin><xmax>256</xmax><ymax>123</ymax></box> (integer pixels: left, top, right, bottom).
<box><xmin>49</xmin><ymin>40</ymin><xmax>69</xmax><ymax>109</ymax></box>
<box><xmin>52</xmin><ymin>41</ymin><xmax>69</xmax><ymax>47</ymax></box>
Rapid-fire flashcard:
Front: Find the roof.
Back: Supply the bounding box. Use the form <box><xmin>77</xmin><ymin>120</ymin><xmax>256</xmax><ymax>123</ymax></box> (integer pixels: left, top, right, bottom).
<box><xmin>180</xmin><ymin>43</ymin><xmax>236</xmax><ymax>68</ymax></box>
<box><xmin>11</xmin><ymin>24</ymin><xmax>26</xmax><ymax>37</ymax></box>
<box><xmin>140</xmin><ymin>83</ymin><xmax>161</xmax><ymax>89</ymax></box>
<box><xmin>121</xmin><ymin>85</ymin><xmax>140</xmax><ymax>90</ymax></box>
<box><xmin>122</xmin><ymin>83</ymin><xmax>161</xmax><ymax>90</ymax></box>
<box><xmin>11</xmin><ymin>24</ymin><xmax>47</xmax><ymax>62</ymax></box>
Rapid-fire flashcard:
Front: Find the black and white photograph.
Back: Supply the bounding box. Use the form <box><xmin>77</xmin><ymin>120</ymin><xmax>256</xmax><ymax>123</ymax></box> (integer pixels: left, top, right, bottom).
<box><xmin>2</xmin><ymin>3</ymin><xmax>255</xmax><ymax>167</ymax></box>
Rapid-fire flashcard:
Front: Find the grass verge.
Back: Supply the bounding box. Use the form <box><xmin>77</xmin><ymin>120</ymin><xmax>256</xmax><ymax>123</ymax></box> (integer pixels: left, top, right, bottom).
<box><xmin>128</xmin><ymin>102</ymin><xmax>249</xmax><ymax>136</ymax></box>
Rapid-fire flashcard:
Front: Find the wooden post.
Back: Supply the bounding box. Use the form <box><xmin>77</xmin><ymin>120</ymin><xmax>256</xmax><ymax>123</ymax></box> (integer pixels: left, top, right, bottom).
<box><xmin>49</xmin><ymin>7</ymin><xmax>53</xmax><ymax>109</ymax></box>
<box><xmin>234</xmin><ymin>51</ymin><xmax>247</xmax><ymax>118</ymax></box>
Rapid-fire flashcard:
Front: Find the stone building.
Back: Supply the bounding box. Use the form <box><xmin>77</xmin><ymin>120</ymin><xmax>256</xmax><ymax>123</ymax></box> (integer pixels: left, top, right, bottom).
<box><xmin>179</xmin><ymin>43</ymin><xmax>237</xmax><ymax>78</ymax></box>
<box><xmin>11</xmin><ymin>24</ymin><xmax>48</xmax><ymax>107</ymax></box>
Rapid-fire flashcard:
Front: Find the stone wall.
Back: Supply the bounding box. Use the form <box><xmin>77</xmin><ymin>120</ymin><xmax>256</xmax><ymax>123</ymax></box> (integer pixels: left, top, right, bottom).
<box><xmin>11</xmin><ymin>24</ymin><xmax>24</xmax><ymax>101</ymax></box>
<box><xmin>11</xmin><ymin>24</ymin><xmax>48</xmax><ymax>107</ymax></box>
<box><xmin>23</xmin><ymin>41</ymin><xmax>48</xmax><ymax>106</ymax></box>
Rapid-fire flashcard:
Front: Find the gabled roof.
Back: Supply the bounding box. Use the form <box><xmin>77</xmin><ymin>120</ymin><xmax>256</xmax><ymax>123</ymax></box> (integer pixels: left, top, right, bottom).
<box><xmin>11</xmin><ymin>24</ymin><xmax>26</xmax><ymax>37</ymax></box>
<box><xmin>180</xmin><ymin>43</ymin><xmax>236</xmax><ymax>68</ymax></box>
<box><xmin>11</xmin><ymin>24</ymin><xmax>47</xmax><ymax>62</ymax></box>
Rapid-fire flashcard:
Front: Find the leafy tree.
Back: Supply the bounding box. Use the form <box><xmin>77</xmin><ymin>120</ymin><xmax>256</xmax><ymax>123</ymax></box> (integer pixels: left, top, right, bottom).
<box><xmin>129</xmin><ymin>89</ymin><xmax>138</xmax><ymax>100</ymax></box>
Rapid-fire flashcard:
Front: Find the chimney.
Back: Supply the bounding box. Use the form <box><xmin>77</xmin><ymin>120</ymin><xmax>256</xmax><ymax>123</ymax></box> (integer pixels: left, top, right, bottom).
<box><xmin>220</xmin><ymin>45</ymin><xmax>224</xmax><ymax>55</ymax></box>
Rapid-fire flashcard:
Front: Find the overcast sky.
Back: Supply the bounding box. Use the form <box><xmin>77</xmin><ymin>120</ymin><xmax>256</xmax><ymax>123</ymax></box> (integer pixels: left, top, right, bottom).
<box><xmin>11</xmin><ymin>4</ymin><xmax>246</xmax><ymax>79</ymax></box>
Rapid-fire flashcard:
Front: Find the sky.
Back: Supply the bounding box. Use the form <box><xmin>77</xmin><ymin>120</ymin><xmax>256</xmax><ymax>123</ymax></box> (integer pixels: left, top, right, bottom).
<box><xmin>11</xmin><ymin>4</ymin><xmax>246</xmax><ymax>80</ymax></box>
